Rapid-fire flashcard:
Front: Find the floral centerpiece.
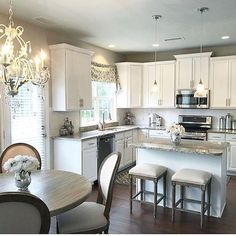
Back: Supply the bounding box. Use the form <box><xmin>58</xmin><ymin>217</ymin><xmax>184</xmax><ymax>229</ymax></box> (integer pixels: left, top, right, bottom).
<box><xmin>167</xmin><ymin>123</ymin><xmax>185</xmax><ymax>145</ymax></box>
<box><xmin>3</xmin><ymin>155</ymin><xmax>40</xmax><ymax>190</ymax></box>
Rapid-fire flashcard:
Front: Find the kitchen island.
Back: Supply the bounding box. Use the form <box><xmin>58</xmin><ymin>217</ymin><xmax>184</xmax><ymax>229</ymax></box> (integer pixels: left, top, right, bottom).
<box><xmin>130</xmin><ymin>139</ymin><xmax>228</xmax><ymax>218</ymax></box>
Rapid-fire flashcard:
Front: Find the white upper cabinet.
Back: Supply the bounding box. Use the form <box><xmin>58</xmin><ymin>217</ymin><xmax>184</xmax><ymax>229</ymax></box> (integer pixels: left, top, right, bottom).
<box><xmin>175</xmin><ymin>52</ymin><xmax>212</xmax><ymax>90</ymax></box>
<box><xmin>116</xmin><ymin>63</ymin><xmax>142</xmax><ymax>108</ymax></box>
<box><xmin>210</xmin><ymin>56</ymin><xmax>236</xmax><ymax>108</ymax></box>
<box><xmin>50</xmin><ymin>44</ymin><xmax>94</xmax><ymax>111</ymax></box>
<box><xmin>142</xmin><ymin>61</ymin><xmax>175</xmax><ymax>108</ymax></box>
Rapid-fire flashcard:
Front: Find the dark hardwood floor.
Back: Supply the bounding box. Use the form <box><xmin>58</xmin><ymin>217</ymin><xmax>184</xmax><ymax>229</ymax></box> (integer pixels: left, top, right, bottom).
<box><xmin>50</xmin><ymin>176</ymin><xmax>236</xmax><ymax>234</ymax></box>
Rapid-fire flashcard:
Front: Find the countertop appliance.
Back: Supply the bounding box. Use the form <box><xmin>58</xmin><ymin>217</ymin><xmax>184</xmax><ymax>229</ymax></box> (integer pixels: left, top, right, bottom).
<box><xmin>97</xmin><ymin>134</ymin><xmax>114</xmax><ymax>173</ymax></box>
<box><xmin>148</xmin><ymin>113</ymin><xmax>162</xmax><ymax>127</ymax></box>
<box><xmin>176</xmin><ymin>89</ymin><xmax>210</xmax><ymax>109</ymax></box>
<box><xmin>178</xmin><ymin>115</ymin><xmax>212</xmax><ymax>141</ymax></box>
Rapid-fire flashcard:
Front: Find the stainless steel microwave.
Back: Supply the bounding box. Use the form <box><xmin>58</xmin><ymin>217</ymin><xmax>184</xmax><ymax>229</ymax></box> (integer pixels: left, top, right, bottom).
<box><xmin>175</xmin><ymin>89</ymin><xmax>210</xmax><ymax>109</ymax></box>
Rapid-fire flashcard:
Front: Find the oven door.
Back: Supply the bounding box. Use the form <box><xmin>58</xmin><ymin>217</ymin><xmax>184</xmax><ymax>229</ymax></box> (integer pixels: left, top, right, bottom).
<box><xmin>181</xmin><ymin>132</ymin><xmax>207</xmax><ymax>141</ymax></box>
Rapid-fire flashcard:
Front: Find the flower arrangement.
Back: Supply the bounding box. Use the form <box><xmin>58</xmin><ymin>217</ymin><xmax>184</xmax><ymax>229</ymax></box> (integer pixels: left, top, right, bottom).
<box><xmin>167</xmin><ymin>123</ymin><xmax>185</xmax><ymax>136</ymax></box>
<box><xmin>3</xmin><ymin>155</ymin><xmax>40</xmax><ymax>174</ymax></box>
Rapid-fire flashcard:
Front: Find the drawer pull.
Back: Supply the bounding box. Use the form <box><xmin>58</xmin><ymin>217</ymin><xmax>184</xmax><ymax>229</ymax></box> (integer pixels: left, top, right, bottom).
<box><xmin>88</xmin><ymin>143</ymin><xmax>95</xmax><ymax>145</ymax></box>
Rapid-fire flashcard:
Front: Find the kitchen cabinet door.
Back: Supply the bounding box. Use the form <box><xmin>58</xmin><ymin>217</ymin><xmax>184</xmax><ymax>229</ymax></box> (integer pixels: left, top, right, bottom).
<box><xmin>50</xmin><ymin>44</ymin><xmax>93</xmax><ymax>111</ymax></box>
<box><xmin>210</xmin><ymin>59</ymin><xmax>229</xmax><ymax>108</ymax></box>
<box><xmin>176</xmin><ymin>58</ymin><xmax>193</xmax><ymax>89</ymax></box>
<box><xmin>160</xmin><ymin>62</ymin><xmax>175</xmax><ymax>107</ymax></box>
<box><xmin>193</xmin><ymin>57</ymin><xmax>209</xmax><ymax>89</ymax></box>
<box><xmin>54</xmin><ymin>139</ymin><xmax>82</xmax><ymax>174</ymax></box>
<box><xmin>229</xmin><ymin>59</ymin><xmax>236</xmax><ymax>108</ymax></box>
<box><xmin>115</xmin><ymin>139</ymin><xmax>125</xmax><ymax>169</ymax></box>
<box><xmin>116</xmin><ymin>63</ymin><xmax>142</xmax><ymax>108</ymax></box>
<box><xmin>82</xmin><ymin>147</ymin><xmax>97</xmax><ymax>182</ymax></box>
<box><xmin>228</xmin><ymin>143</ymin><xmax>236</xmax><ymax>173</ymax></box>
<box><xmin>125</xmin><ymin>137</ymin><xmax>133</xmax><ymax>165</ymax></box>
<box><xmin>130</xmin><ymin>64</ymin><xmax>142</xmax><ymax>107</ymax></box>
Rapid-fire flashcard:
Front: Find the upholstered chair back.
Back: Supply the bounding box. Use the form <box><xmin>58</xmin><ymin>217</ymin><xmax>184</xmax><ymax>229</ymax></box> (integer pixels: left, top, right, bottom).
<box><xmin>97</xmin><ymin>152</ymin><xmax>121</xmax><ymax>219</ymax></box>
<box><xmin>0</xmin><ymin>192</ymin><xmax>50</xmax><ymax>233</ymax></box>
<box><xmin>0</xmin><ymin>143</ymin><xmax>41</xmax><ymax>173</ymax></box>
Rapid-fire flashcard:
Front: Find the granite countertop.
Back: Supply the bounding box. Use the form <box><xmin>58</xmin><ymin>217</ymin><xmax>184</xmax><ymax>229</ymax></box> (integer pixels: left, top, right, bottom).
<box><xmin>208</xmin><ymin>129</ymin><xmax>236</xmax><ymax>134</ymax></box>
<box><xmin>130</xmin><ymin>138</ymin><xmax>228</xmax><ymax>156</ymax></box>
<box><xmin>53</xmin><ymin>125</ymin><xmax>139</xmax><ymax>140</ymax></box>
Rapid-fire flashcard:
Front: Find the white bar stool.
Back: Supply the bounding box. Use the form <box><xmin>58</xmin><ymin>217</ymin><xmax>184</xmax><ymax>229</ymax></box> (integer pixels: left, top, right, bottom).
<box><xmin>129</xmin><ymin>163</ymin><xmax>167</xmax><ymax>218</ymax></box>
<box><xmin>171</xmin><ymin>168</ymin><xmax>212</xmax><ymax>229</ymax></box>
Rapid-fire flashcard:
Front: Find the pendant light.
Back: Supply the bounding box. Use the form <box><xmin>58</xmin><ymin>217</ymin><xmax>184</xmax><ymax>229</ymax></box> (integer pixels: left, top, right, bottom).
<box><xmin>151</xmin><ymin>15</ymin><xmax>162</xmax><ymax>93</ymax></box>
<box><xmin>194</xmin><ymin>7</ymin><xmax>209</xmax><ymax>98</ymax></box>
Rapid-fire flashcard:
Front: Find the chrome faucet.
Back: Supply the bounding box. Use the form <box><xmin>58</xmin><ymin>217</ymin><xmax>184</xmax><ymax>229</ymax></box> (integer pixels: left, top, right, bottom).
<box><xmin>98</xmin><ymin>112</ymin><xmax>106</xmax><ymax>131</ymax></box>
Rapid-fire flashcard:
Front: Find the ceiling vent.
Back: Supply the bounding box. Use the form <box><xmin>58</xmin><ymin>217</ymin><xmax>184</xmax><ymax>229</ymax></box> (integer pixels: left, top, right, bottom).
<box><xmin>164</xmin><ymin>37</ymin><xmax>185</xmax><ymax>42</ymax></box>
<box><xmin>33</xmin><ymin>17</ymin><xmax>54</xmax><ymax>25</ymax></box>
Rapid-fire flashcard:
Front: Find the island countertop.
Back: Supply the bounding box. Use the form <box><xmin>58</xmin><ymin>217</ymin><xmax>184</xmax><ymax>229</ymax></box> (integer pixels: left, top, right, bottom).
<box><xmin>130</xmin><ymin>138</ymin><xmax>228</xmax><ymax>156</ymax></box>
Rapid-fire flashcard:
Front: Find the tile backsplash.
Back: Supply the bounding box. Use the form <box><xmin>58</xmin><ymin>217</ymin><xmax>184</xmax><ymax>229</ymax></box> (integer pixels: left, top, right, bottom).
<box><xmin>118</xmin><ymin>108</ymin><xmax>236</xmax><ymax>129</ymax></box>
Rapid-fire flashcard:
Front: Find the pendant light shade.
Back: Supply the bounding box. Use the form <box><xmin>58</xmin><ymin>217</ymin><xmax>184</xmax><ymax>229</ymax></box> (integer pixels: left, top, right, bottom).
<box><xmin>194</xmin><ymin>7</ymin><xmax>209</xmax><ymax>98</ymax></box>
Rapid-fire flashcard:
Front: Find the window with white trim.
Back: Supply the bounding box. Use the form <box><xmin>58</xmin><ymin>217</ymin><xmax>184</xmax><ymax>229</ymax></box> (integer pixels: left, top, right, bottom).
<box><xmin>80</xmin><ymin>81</ymin><xmax>116</xmax><ymax>126</ymax></box>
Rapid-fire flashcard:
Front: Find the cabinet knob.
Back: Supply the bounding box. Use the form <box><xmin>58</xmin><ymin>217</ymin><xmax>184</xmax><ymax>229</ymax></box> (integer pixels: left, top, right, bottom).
<box><xmin>79</xmin><ymin>98</ymin><xmax>84</xmax><ymax>107</ymax></box>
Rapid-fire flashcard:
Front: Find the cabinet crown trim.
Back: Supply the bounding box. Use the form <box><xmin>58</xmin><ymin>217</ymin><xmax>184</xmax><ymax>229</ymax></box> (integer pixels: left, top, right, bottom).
<box><xmin>210</xmin><ymin>55</ymin><xmax>236</xmax><ymax>61</ymax></box>
<box><xmin>174</xmin><ymin>52</ymin><xmax>212</xmax><ymax>59</ymax></box>
<box><xmin>49</xmin><ymin>43</ymin><xmax>94</xmax><ymax>55</ymax></box>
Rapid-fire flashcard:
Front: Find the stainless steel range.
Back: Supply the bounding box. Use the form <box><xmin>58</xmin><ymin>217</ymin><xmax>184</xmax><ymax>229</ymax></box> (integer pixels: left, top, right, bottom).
<box><xmin>178</xmin><ymin>115</ymin><xmax>212</xmax><ymax>141</ymax></box>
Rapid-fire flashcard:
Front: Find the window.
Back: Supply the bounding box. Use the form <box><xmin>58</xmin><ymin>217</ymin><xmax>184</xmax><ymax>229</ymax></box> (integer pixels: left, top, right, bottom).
<box><xmin>80</xmin><ymin>81</ymin><xmax>116</xmax><ymax>126</ymax></box>
<box><xmin>9</xmin><ymin>84</ymin><xmax>47</xmax><ymax>169</ymax></box>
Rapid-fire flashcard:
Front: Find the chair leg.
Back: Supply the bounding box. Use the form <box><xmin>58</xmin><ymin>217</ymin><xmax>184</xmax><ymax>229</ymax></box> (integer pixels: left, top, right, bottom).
<box><xmin>154</xmin><ymin>179</ymin><xmax>158</xmax><ymax>218</ymax></box>
<box><xmin>172</xmin><ymin>182</ymin><xmax>176</xmax><ymax>223</ymax></box>
<box><xmin>201</xmin><ymin>187</ymin><xmax>206</xmax><ymax>229</ymax></box>
<box><xmin>207</xmin><ymin>180</ymin><xmax>211</xmax><ymax>217</ymax></box>
<box><xmin>163</xmin><ymin>172</ymin><xmax>167</xmax><ymax>207</ymax></box>
<box><xmin>180</xmin><ymin>185</ymin><xmax>184</xmax><ymax>209</ymax></box>
<box><xmin>129</xmin><ymin>175</ymin><xmax>133</xmax><ymax>214</ymax></box>
<box><xmin>104</xmin><ymin>228</ymin><xmax>109</xmax><ymax>234</ymax></box>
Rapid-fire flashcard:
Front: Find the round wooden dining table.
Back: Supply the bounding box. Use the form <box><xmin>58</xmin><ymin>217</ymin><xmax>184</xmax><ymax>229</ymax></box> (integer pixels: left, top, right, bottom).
<box><xmin>0</xmin><ymin>170</ymin><xmax>92</xmax><ymax>216</ymax></box>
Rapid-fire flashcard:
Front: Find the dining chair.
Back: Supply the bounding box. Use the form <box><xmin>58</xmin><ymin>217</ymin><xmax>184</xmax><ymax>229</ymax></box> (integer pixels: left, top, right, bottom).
<box><xmin>56</xmin><ymin>152</ymin><xmax>121</xmax><ymax>234</ymax></box>
<box><xmin>0</xmin><ymin>143</ymin><xmax>41</xmax><ymax>173</ymax></box>
<box><xmin>0</xmin><ymin>191</ymin><xmax>51</xmax><ymax>234</ymax></box>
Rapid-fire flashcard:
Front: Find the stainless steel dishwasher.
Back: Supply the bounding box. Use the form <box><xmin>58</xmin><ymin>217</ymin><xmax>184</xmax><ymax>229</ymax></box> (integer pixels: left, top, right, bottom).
<box><xmin>97</xmin><ymin>134</ymin><xmax>114</xmax><ymax>172</ymax></box>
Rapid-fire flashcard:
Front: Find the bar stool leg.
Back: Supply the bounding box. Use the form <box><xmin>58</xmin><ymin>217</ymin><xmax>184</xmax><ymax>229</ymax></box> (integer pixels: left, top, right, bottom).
<box><xmin>141</xmin><ymin>179</ymin><xmax>144</xmax><ymax>201</ymax></box>
<box><xmin>200</xmin><ymin>187</ymin><xmax>206</xmax><ymax>229</ymax></box>
<box><xmin>163</xmin><ymin>172</ymin><xmax>167</xmax><ymax>207</ymax></box>
<box><xmin>180</xmin><ymin>185</ymin><xmax>185</xmax><ymax>209</ymax></box>
<box><xmin>172</xmin><ymin>182</ymin><xmax>176</xmax><ymax>223</ymax></box>
<box><xmin>207</xmin><ymin>180</ymin><xmax>211</xmax><ymax>217</ymax></box>
<box><xmin>154</xmin><ymin>179</ymin><xmax>158</xmax><ymax>218</ymax></box>
<box><xmin>129</xmin><ymin>175</ymin><xmax>133</xmax><ymax>214</ymax></box>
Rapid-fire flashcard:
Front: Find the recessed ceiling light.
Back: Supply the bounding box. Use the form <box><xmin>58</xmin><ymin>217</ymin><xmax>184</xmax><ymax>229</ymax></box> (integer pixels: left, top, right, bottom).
<box><xmin>152</xmin><ymin>43</ymin><xmax>159</xmax><ymax>47</ymax></box>
<box><xmin>108</xmin><ymin>44</ymin><xmax>115</xmax><ymax>48</ymax></box>
<box><xmin>221</xmin><ymin>36</ymin><xmax>230</xmax><ymax>40</ymax></box>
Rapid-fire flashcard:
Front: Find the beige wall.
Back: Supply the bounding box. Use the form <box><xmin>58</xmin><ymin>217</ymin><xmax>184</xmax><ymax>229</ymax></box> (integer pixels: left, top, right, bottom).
<box><xmin>125</xmin><ymin>44</ymin><xmax>236</xmax><ymax>62</ymax></box>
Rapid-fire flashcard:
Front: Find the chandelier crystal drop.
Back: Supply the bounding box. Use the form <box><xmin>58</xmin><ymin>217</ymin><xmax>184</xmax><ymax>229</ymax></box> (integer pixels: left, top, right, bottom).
<box><xmin>194</xmin><ymin>7</ymin><xmax>209</xmax><ymax>98</ymax></box>
<box><xmin>0</xmin><ymin>0</ymin><xmax>49</xmax><ymax>97</ymax></box>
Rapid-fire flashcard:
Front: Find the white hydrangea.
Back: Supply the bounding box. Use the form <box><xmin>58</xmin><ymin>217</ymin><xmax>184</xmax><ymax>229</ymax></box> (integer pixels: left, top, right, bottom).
<box><xmin>167</xmin><ymin>123</ymin><xmax>185</xmax><ymax>136</ymax></box>
<box><xmin>3</xmin><ymin>155</ymin><xmax>40</xmax><ymax>173</ymax></box>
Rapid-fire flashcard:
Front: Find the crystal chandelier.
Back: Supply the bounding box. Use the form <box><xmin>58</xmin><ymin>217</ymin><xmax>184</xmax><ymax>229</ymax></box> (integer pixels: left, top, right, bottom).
<box><xmin>0</xmin><ymin>0</ymin><xmax>49</xmax><ymax>97</ymax></box>
<box><xmin>194</xmin><ymin>7</ymin><xmax>209</xmax><ymax>98</ymax></box>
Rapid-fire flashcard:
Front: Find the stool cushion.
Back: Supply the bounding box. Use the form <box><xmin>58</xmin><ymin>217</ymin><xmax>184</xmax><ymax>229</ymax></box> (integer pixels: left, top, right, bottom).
<box><xmin>129</xmin><ymin>163</ymin><xmax>166</xmax><ymax>178</ymax></box>
<box><xmin>172</xmin><ymin>169</ymin><xmax>211</xmax><ymax>185</ymax></box>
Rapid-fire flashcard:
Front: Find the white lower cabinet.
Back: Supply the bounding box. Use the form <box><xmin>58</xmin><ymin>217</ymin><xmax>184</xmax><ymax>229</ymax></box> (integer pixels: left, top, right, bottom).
<box><xmin>208</xmin><ymin>132</ymin><xmax>236</xmax><ymax>175</ymax></box>
<box><xmin>115</xmin><ymin>130</ymin><xmax>135</xmax><ymax>170</ymax></box>
<box><xmin>54</xmin><ymin>138</ymin><xmax>97</xmax><ymax>182</ymax></box>
<box><xmin>82</xmin><ymin>139</ymin><xmax>97</xmax><ymax>182</ymax></box>
<box><xmin>226</xmin><ymin>134</ymin><xmax>236</xmax><ymax>173</ymax></box>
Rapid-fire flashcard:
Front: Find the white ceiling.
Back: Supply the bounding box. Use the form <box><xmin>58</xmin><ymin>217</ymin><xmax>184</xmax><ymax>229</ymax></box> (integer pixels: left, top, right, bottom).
<box><xmin>0</xmin><ymin>0</ymin><xmax>235</xmax><ymax>53</ymax></box>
